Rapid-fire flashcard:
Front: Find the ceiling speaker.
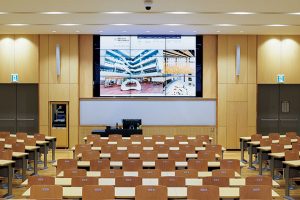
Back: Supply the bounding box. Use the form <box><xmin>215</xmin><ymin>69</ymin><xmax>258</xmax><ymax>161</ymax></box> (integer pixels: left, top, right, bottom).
<box><xmin>56</xmin><ymin>44</ymin><xmax>61</xmax><ymax>76</ymax></box>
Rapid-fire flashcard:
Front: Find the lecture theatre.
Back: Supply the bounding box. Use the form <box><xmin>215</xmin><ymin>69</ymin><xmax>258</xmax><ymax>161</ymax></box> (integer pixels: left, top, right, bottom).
<box><xmin>1</xmin><ymin>0</ymin><xmax>300</xmax><ymax>199</ymax></box>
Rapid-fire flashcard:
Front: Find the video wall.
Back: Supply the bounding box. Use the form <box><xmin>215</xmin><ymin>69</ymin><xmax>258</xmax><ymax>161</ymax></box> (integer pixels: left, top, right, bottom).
<box><xmin>93</xmin><ymin>35</ymin><xmax>203</xmax><ymax>97</ymax></box>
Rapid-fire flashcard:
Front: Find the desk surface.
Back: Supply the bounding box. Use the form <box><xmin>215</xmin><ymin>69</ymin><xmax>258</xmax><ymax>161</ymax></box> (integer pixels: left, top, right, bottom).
<box><xmin>53</xmin><ymin>160</ymin><xmax>246</xmax><ymax>168</ymax></box>
<box><xmin>23</xmin><ymin>186</ymin><xmax>280</xmax><ymax>198</ymax></box>
<box><xmin>21</xmin><ymin>177</ymin><xmax>279</xmax><ymax>187</ymax></box>
<box><xmin>84</xmin><ymin>136</ymin><xmax>214</xmax><ymax>141</ymax></box>
<box><xmin>0</xmin><ymin>159</ymin><xmax>15</xmax><ymax>166</ymax></box>
<box><xmin>240</xmin><ymin>135</ymin><xmax>289</xmax><ymax>141</ymax></box>
<box><xmin>269</xmin><ymin>152</ymin><xmax>300</xmax><ymax>159</ymax></box>
<box><xmin>12</xmin><ymin>152</ymin><xmax>28</xmax><ymax>158</ymax></box>
<box><xmin>257</xmin><ymin>145</ymin><xmax>292</xmax><ymax>151</ymax></box>
<box><xmin>5</xmin><ymin>144</ymin><xmax>40</xmax><ymax>151</ymax></box>
<box><xmin>283</xmin><ymin>160</ymin><xmax>300</xmax><ymax>167</ymax></box>
<box><xmin>56</xmin><ymin>171</ymin><xmax>241</xmax><ymax>178</ymax></box>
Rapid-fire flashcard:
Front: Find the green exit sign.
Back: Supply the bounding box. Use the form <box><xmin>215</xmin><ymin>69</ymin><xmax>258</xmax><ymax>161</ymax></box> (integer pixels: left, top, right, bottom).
<box><xmin>277</xmin><ymin>74</ymin><xmax>285</xmax><ymax>83</ymax></box>
<box><xmin>11</xmin><ymin>74</ymin><xmax>19</xmax><ymax>83</ymax></box>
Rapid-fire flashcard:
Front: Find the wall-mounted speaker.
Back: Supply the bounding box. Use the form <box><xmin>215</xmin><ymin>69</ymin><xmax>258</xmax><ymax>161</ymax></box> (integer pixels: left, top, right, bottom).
<box><xmin>56</xmin><ymin>44</ymin><xmax>61</xmax><ymax>76</ymax></box>
<box><xmin>235</xmin><ymin>44</ymin><xmax>240</xmax><ymax>76</ymax></box>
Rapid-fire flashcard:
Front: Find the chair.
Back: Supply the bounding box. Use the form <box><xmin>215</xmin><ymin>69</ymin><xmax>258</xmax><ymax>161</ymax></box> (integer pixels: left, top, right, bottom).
<box><xmin>141</xmin><ymin>139</ymin><xmax>155</xmax><ymax>147</ymax></box>
<box><xmin>279</xmin><ymin>137</ymin><xmax>291</xmax><ymax>145</ymax></box>
<box><xmin>30</xmin><ymin>185</ymin><xmax>62</xmax><ymax>199</ymax></box>
<box><xmin>188</xmin><ymin>139</ymin><xmax>204</xmax><ymax>147</ymax></box>
<box><xmin>16</xmin><ymin>132</ymin><xmax>27</xmax><ymax>140</ymax></box>
<box><xmin>101</xmin><ymin>169</ymin><xmax>123</xmax><ymax>178</ymax></box>
<box><xmin>196</xmin><ymin>135</ymin><xmax>210</xmax><ymax>143</ymax></box>
<box><xmin>92</xmin><ymin>139</ymin><xmax>108</xmax><ymax>147</ymax></box>
<box><xmin>81</xmin><ymin>150</ymin><xmax>100</xmax><ymax>161</ymax></box>
<box><xmin>12</xmin><ymin>142</ymin><xmax>25</xmax><ymax>152</ymax></box>
<box><xmin>101</xmin><ymin>144</ymin><xmax>117</xmax><ymax>153</ymax></box>
<box><xmin>108</xmin><ymin>134</ymin><xmax>122</xmax><ymax>141</ymax></box>
<box><xmin>206</xmin><ymin>144</ymin><xmax>222</xmax><ymax>159</ymax></box>
<box><xmin>138</xmin><ymin>169</ymin><xmax>161</xmax><ymax>178</ymax></box>
<box><xmin>159</xmin><ymin>176</ymin><xmax>185</xmax><ymax>187</ymax></box>
<box><xmin>110</xmin><ymin>150</ymin><xmax>128</xmax><ymax>161</ymax></box>
<box><xmin>188</xmin><ymin>159</ymin><xmax>208</xmax><ymax>171</ymax></box>
<box><xmin>24</xmin><ymin>138</ymin><xmax>36</xmax><ymax>146</ymax></box>
<box><xmin>90</xmin><ymin>159</ymin><xmax>110</xmax><ymax>171</ymax></box>
<box><xmin>187</xmin><ymin>185</ymin><xmax>219</xmax><ymax>200</ymax></box>
<box><xmin>251</xmin><ymin>134</ymin><xmax>262</xmax><ymax>141</ymax></box>
<box><xmin>82</xmin><ymin>185</ymin><xmax>114</xmax><ymax>200</ymax></box>
<box><xmin>271</xmin><ymin>143</ymin><xmax>284</xmax><ymax>153</ymax></box>
<box><xmin>74</xmin><ymin>144</ymin><xmax>91</xmax><ymax>157</ymax></box>
<box><xmin>123</xmin><ymin>159</ymin><xmax>143</xmax><ymax>171</ymax></box>
<box><xmin>259</xmin><ymin>138</ymin><xmax>271</xmax><ymax>147</ymax></box>
<box><xmin>136</xmin><ymin>185</ymin><xmax>167</xmax><ymax>200</ymax></box>
<box><xmin>63</xmin><ymin>169</ymin><xmax>87</xmax><ymax>178</ymax></box>
<box><xmin>203</xmin><ymin>176</ymin><xmax>229</xmax><ymax>187</ymax></box>
<box><xmin>212</xmin><ymin>169</ymin><xmax>235</xmax><ymax>178</ymax></box>
<box><xmin>179</xmin><ymin>144</ymin><xmax>196</xmax><ymax>153</ymax></box>
<box><xmin>154</xmin><ymin>144</ymin><xmax>169</xmax><ymax>153</ymax></box>
<box><xmin>34</xmin><ymin>133</ymin><xmax>46</xmax><ymax>141</ymax></box>
<box><xmin>71</xmin><ymin>176</ymin><xmax>98</xmax><ymax>186</ymax></box>
<box><xmin>0</xmin><ymin>141</ymin><xmax>4</xmax><ymax>150</ymax></box>
<box><xmin>268</xmin><ymin>133</ymin><xmax>280</xmax><ymax>140</ymax></box>
<box><xmin>285</xmin><ymin>150</ymin><xmax>300</xmax><ymax>161</ymax></box>
<box><xmin>220</xmin><ymin>159</ymin><xmax>241</xmax><ymax>173</ymax></box>
<box><xmin>155</xmin><ymin>159</ymin><xmax>175</xmax><ymax>171</ymax></box>
<box><xmin>28</xmin><ymin>176</ymin><xmax>55</xmax><ymax>186</ymax></box>
<box><xmin>152</xmin><ymin>135</ymin><xmax>166</xmax><ymax>142</ymax></box>
<box><xmin>240</xmin><ymin>185</ymin><xmax>272</xmax><ymax>200</ymax></box>
<box><xmin>56</xmin><ymin>159</ymin><xmax>77</xmax><ymax>175</ymax></box>
<box><xmin>0</xmin><ymin>131</ymin><xmax>10</xmax><ymax>139</ymax></box>
<box><xmin>127</xmin><ymin>144</ymin><xmax>143</xmax><ymax>153</ymax></box>
<box><xmin>286</xmin><ymin>132</ymin><xmax>297</xmax><ymax>139</ymax></box>
<box><xmin>245</xmin><ymin>176</ymin><xmax>272</xmax><ymax>186</ymax></box>
<box><xmin>175</xmin><ymin>169</ymin><xmax>198</xmax><ymax>178</ymax></box>
<box><xmin>130</xmin><ymin>134</ymin><xmax>143</xmax><ymax>142</ymax></box>
<box><xmin>164</xmin><ymin>139</ymin><xmax>179</xmax><ymax>147</ymax></box>
<box><xmin>174</xmin><ymin>135</ymin><xmax>188</xmax><ymax>141</ymax></box>
<box><xmin>168</xmin><ymin>151</ymin><xmax>186</xmax><ymax>161</ymax></box>
<box><xmin>140</xmin><ymin>150</ymin><xmax>158</xmax><ymax>161</ymax></box>
<box><xmin>292</xmin><ymin>143</ymin><xmax>300</xmax><ymax>151</ymax></box>
<box><xmin>115</xmin><ymin>176</ymin><xmax>142</xmax><ymax>187</ymax></box>
<box><xmin>197</xmin><ymin>150</ymin><xmax>215</xmax><ymax>161</ymax></box>
<box><xmin>117</xmin><ymin>139</ymin><xmax>132</xmax><ymax>147</ymax></box>
<box><xmin>0</xmin><ymin>149</ymin><xmax>12</xmax><ymax>160</ymax></box>
<box><xmin>87</xmin><ymin>134</ymin><xmax>100</xmax><ymax>143</ymax></box>
<box><xmin>5</xmin><ymin>137</ymin><xmax>17</xmax><ymax>145</ymax></box>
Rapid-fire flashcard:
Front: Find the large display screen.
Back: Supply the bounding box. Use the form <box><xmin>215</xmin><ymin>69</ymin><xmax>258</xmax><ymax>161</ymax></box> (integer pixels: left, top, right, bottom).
<box><xmin>93</xmin><ymin>35</ymin><xmax>203</xmax><ymax>97</ymax></box>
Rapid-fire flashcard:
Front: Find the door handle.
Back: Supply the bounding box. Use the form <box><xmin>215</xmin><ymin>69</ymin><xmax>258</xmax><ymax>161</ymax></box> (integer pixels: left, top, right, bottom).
<box><xmin>280</xmin><ymin>118</ymin><xmax>298</xmax><ymax>121</ymax></box>
<box><xmin>0</xmin><ymin>118</ymin><xmax>15</xmax><ymax>121</ymax></box>
<box><xmin>261</xmin><ymin>118</ymin><xmax>279</xmax><ymax>121</ymax></box>
<box><xmin>17</xmin><ymin>118</ymin><xmax>35</xmax><ymax>121</ymax></box>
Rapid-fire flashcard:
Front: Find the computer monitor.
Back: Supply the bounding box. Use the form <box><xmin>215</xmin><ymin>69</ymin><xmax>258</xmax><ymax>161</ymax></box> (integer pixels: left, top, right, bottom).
<box><xmin>122</xmin><ymin>119</ymin><xmax>142</xmax><ymax>130</ymax></box>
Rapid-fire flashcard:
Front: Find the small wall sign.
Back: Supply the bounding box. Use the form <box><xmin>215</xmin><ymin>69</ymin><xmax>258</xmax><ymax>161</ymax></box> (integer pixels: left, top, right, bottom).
<box><xmin>11</xmin><ymin>73</ymin><xmax>19</xmax><ymax>83</ymax></box>
<box><xmin>277</xmin><ymin>74</ymin><xmax>285</xmax><ymax>83</ymax></box>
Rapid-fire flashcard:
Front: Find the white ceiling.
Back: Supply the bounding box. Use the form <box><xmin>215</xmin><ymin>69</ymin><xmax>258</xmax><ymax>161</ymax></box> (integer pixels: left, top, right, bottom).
<box><xmin>1</xmin><ymin>0</ymin><xmax>300</xmax><ymax>35</ymax></box>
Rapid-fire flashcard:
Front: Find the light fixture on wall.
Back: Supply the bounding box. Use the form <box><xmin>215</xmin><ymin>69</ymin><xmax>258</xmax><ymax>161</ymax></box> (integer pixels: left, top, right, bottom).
<box><xmin>236</xmin><ymin>44</ymin><xmax>240</xmax><ymax>76</ymax></box>
<box><xmin>56</xmin><ymin>44</ymin><xmax>61</xmax><ymax>76</ymax></box>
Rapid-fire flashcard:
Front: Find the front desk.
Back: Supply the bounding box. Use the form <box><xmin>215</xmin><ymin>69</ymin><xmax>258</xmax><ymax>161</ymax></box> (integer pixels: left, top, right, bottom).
<box><xmin>92</xmin><ymin>129</ymin><xmax>142</xmax><ymax>137</ymax></box>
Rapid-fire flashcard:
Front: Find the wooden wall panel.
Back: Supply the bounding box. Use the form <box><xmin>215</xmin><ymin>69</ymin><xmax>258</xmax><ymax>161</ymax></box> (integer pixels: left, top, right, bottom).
<box><xmin>217</xmin><ymin>36</ymin><xmax>227</xmax><ymax>84</ymax></box>
<box><xmin>247</xmin><ymin>36</ymin><xmax>257</xmax><ymax>84</ymax></box>
<box><xmin>39</xmin><ymin>35</ymin><xmax>49</xmax><ymax>83</ymax></box>
<box><xmin>48</xmin><ymin>35</ymin><xmax>70</xmax><ymax>84</ymax></box>
<box><xmin>203</xmin><ymin>35</ymin><xmax>217</xmax><ymax>98</ymax></box>
<box><xmin>217</xmin><ymin>84</ymin><xmax>227</xmax><ymax>127</ymax></box>
<box><xmin>39</xmin><ymin>125</ymin><xmax>49</xmax><ymax>136</ymax></box>
<box><xmin>248</xmin><ymin>84</ymin><xmax>256</xmax><ymax>127</ymax></box>
<box><xmin>0</xmin><ymin>35</ymin><xmax>14</xmax><ymax>83</ymax></box>
<box><xmin>226</xmin><ymin>102</ymin><xmax>237</xmax><ymax>148</ymax></box>
<box><xmin>217</xmin><ymin>127</ymin><xmax>226</xmax><ymax>148</ymax></box>
<box><xmin>281</xmin><ymin>36</ymin><xmax>300</xmax><ymax>83</ymax></box>
<box><xmin>48</xmin><ymin>84</ymin><xmax>70</xmax><ymax>101</ymax></box>
<box><xmin>79</xmin><ymin>35</ymin><xmax>93</xmax><ymax>98</ymax></box>
<box><xmin>69</xmin><ymin>84</ymin><xmax>78</xmax><ymax>126</ymax></box>
<box><xmin>39</xmin><ymin>84</ymin><xmax>49</xmax><ymax>126</ymax></box>
<box><xmin>69</xmin><ymin>126</ymin><xmax>79</xmax><ymax>149</ymax></box>
<box><xmin>257</xmin><ymin>36</ymin><xmax>281</xmax><ymax>84</ymax></box>
<box><xmin>226</xmin><ymin>84</ymin><xmax>248</xmax><ymax>102</ymax></box>
<box><xmin>236</xmin><ymin>102</ymin><xmax>248</xmax><ymax>144</ymax></box>
<box><xmin>70</xmin><ymin>35</ymin><xmax>79</xmax><ymax>84</ymax></box>
<box><xmin>14</xmin><ymin>35</ymin><xmax>39</xmax><ymax>83</ymax></box>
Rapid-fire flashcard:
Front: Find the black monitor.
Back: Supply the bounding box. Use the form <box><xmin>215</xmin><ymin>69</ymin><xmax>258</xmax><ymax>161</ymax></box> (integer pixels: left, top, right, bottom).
<box><xmin>122</xmin><ymin>119</ymin><xmax>142</xmax><ymax>130</ymax></box>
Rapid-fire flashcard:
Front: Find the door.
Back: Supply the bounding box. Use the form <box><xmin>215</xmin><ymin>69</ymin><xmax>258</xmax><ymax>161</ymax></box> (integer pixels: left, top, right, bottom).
<box><xmin>257</xmin><ymin>84</ymin><xmax>300</xmax><ymax>135</ymax></box>
<box><xmin>50</xmin><ymin>102</ymin><xmax>69</xmax><ymax>148</ymax></box>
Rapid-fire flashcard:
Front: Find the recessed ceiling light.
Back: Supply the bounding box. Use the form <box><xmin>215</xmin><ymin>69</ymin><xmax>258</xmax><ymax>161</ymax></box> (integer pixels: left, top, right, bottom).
<box><xmin>52</xmin><ymin>30</ymin><xmax>57</xmax><ymax>33</ymax></box>
<box><xmin>169</xmin><ymin>30</ymin><xmax>174</xmax><ymax>33</ymax></box>
<box><xmin>240</xmin><ymin>30</ymin><xmax>244</xmax><ymax>33</ymax></box>
<box><xmin>146</xmin><ymin>30</ymin><xmax>151</xmax><ymax>33</ymax></box>
<box><xmin>99</xmin><ymin>30</ymin><xmax>103</xmax><ymax>32</ymax></box>
<box><xmin>215</xmin><ymin>24</ymin><xmax>236</xmax><ymax>26</ymax></box>
<box><xmin>104</xmin><ymin>11</ymin><xmax>131</xmax><ymax>14</ymax></box>
<box><xmin>6</xmin><ymin>23</ymin><xmax>28</xmax><ymax>26</ymax></box>
<box><xmin>289</xmin><ymin>12</ymin><xmax>300</xmax><ymax>15</ymax></box>
<box><xmin>41</xmin><ymin>12</ymin><xmax>69</xmax><ymax>15</ymax></box>
<box><xmin>112</xmin><ymin>24</ymin><xmax>131</xmax><ymax>26</ymax></box>
<box><xmin>193</xmin><ymin>30</ymin><xmax>197</xmax><ymax>33</ymax></box>
<box><xmin>164</xmin><ymin>24</ymin><xmax>182</xmax><ymax>26</ymax></box>
<box><xmin>122</xmin><ymin>30</ymin><xmax>127</xmax><ymax>32</ymax></box>
<box><xmin>75</xmin><ymin>30</ymin><xmax>80</xmax><ymax>33</ymax></box>
<box><xmin>266</xmin><ymin>24</ymin><xmax>288</xmax><ymax>27</ymax></box>
<box><xmin>59</xmin><ymin>24</ymin><xmax>79</xmax><ymax>26</ymax></box>
<box><xmin>165</xmin><ymin>12</ymin><xmax>193</xmax><ymax>14</ymax></box>
<box><xmin>0</xmin><ymin>12</ymin><xmax>8</xmax><ymax>14</ymax></box>
<box><xmin>227</xmin><ymin>12</ymin><xmax>255</xmax><ymax>15</ymax></box>
<box><xmin>216</xmin><ymin>30</ymin><xmax>221</xmax><ymax>33</ymax></box>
